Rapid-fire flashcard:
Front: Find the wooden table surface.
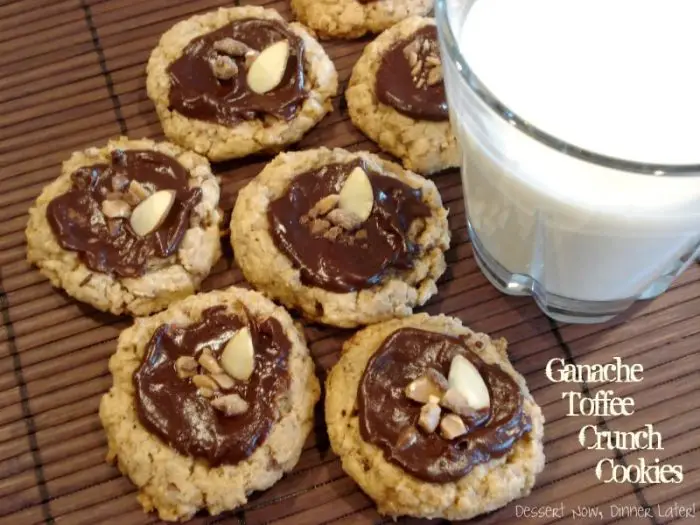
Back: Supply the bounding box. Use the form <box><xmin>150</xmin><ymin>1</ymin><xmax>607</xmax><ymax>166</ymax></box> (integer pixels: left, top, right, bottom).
<box><xmin>0</xmin><ymin>1</ymin><xmax>698</xmax><ymax>524</ymax></box>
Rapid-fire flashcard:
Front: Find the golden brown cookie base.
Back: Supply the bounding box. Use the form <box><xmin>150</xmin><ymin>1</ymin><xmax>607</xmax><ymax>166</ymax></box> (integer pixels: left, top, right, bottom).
<box><xmin>325</xmin><ymin>313</ymin><xmax>545</xmax><ymax>519</ymax></box>
<box><xmin>25</xmin><ymin>137</ymin><xmax>222</xmax><ymax>316</ymax></box>
<box><xmin>346</xmin><ymin>17</ymin><xmax>460</xmax><ymax>174</ymax></box>
<box><xmin>99</xmin><ymin>287</ymin><xmax>320</xmax><ymax>522</ymax></box>
<box><xmin>146</xmin><ymin>6</ymin><xmax>338</xmax><ymax>162</ymax></box>
<box><xmin>230</xmin><ymin>147</ymin><xmax>450</xmax><ymax>328</ymax></box>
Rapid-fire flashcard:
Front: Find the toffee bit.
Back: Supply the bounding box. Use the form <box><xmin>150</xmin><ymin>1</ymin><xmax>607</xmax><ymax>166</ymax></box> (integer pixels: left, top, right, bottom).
<box><xmin>308</xmin><ymin>194</ymin><xmax>340</xmax><ymax>218</ymax></box>
<box><xmin>211</xmin><ymin>55</ymin><xmax>238</xmax><ymax>80</ymax></box>
<box><xmin>213</xmin><ymin>37</ymin><xmax>250</xmax><ymax>56</ymax></box>
<box><xmin>175</xmin><ymin>356</ymin><xmax>198</xmax><ymax>379</ymax></box>
<box><xmin>427</xmin><ymin>65</ymin><xmax>444</xmax><ymax>86</ymax></box>
<box><xmin>211</xmin><ymin>393</ymin><xmax>249</xmax><ymax>416</ymax></box>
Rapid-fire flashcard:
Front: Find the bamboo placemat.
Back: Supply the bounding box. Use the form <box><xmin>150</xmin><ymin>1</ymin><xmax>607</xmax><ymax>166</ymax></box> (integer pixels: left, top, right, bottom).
<box><xmin>0</xmin><ymin>1</ymin><xmax>698</xmax><ymax>524</ymax></box>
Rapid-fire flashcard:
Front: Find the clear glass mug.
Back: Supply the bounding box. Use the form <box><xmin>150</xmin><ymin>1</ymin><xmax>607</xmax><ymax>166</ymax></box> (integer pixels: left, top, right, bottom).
<box><xmin>435</xmin><ymin>0</ymin><xmax>700</xmax><ymax>324</ymax></box>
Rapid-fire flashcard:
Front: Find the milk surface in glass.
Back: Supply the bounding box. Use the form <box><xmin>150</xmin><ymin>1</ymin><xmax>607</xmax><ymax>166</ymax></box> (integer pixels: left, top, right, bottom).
<box><xmin>437</xmin><ymin>0</ymin><xmax>700</xmax><ymax>323</ymax></box>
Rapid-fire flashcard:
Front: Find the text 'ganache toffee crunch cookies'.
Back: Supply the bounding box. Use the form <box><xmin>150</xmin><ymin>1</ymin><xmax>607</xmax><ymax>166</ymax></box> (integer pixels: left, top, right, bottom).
<box><xmin>26</xmin><ymin>138</ymin><xmax>222</xmax><ymax>316</ymax></box>
<box><xmin>147</xmin><ymin>6</ymin><xmax>338</xmax><ymax>162</ymax></box>
<box><xmin>291</xmin><ymin>0</ymin><xmax>434</xmax><ymax>39</ymax></box>
<box><xmin>231</xmin><ymin>148</ymin><xmax>450</xmax><ymax>328</ymax></box>
<box><xmin>326</xmin><ymin>314</ymin><xmax>545</xmax><ymax>520</ymax></box>
<box><xmin>347</xmin><ymin>17</ymin><xmax>460</xmax><ymax>174</ymax></box>
<box><xmin>100</xmin><ymin>287</ymin><xmax>320</xmax><ymax>521</ymax></box>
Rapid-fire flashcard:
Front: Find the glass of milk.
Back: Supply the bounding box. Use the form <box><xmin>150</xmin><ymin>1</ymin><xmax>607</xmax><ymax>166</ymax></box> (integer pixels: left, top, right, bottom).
<box><xmin>436</xmin><ymin>0</ymin><xmax>700</xmax><ymax>323</ymax></box>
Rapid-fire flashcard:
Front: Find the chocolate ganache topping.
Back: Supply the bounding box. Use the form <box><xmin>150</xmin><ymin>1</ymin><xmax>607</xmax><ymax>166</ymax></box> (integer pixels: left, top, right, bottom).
<box><xmin>46</xmin><ymin>150</ymin><xmax>201</xmax><ymax>278</ymax></box>
<box><xmin>267</xmin><ymin>160</ymin><xmax>431</xmax><ymax>293</ymax></box>
<box><xmin>168</xmin><ymin>19</ymin><xmax>306</xmax><ymax>126</ymax></box>
<box><xmin>376</xmin><ymin>26</ymin><xmax>449</xmax><ymax>121</ymax></box>
<box><xmin>358</xmin><ymin>328</ymin><xmax>531</xmax><ymax>483</ymax></box>
<box><xmin>134</xmin><ymin>306</ymin><xmax>291</xmax><ymax>466</ymax></box>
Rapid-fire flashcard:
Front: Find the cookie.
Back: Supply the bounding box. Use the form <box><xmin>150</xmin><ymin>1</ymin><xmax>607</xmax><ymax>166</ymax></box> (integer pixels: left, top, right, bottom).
<box><xmin>326</xmin><ymin>314</ymin><xmax>545</xmax><ymax>520</ymax></box>
<box><xmin>231</xmin><ymin>147</ymin><xmax>450</xmax><ymax>328</ymax></box>
<box><xmin>99</xmin><ymin>286</ymin><xmax>320</xmax><ymax>521</ymax></box>
<box><xmin>147</xmin><ymin>6</ymin><xmax>338</xmax><ymax>162</ymax></box>
<box><xmin>290</xmin><ymin>0</ymin><xmax>434</xmax><ymax>39</ymax></box>
<box><xmin>26</xmin><ymin>137</ymin><xmax>222</xmax><ymax>316</ymax></box>
<box><xmin>346</xmin><ymin>17</ymin><xmax>459</xmax><ymax>174</ymax></box>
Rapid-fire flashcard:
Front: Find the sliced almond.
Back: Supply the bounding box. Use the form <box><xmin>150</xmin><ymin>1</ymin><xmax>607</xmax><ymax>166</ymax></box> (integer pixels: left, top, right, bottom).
<box><xmin>246</xmin><ymin>40</ymin><xmax>289</xmax><ymax>95</ymax></box>
<box><xmin>211</xmin><ymin>393</ymin><xmax>249</xmax><ymax>416</ymax></box>
<box><xmin>192</xmin><ymin>374</ymin><xmax>219</xmax><ymax>391</ymax></box>
<box><xmin>440</xmin><ymin>387</ymin><xmax>476</xmax><ymax>418</ymax></box>
<box><xmin>211</xmin><ymin>373</ymin><xmax>235</xmax><ymax>390</ymax></box>
<box><xmin>220</xmin><ymin>327</ymin><xmax>255</xmax><ymax>381</ymax></box>
<box><xmin>440</xmin><ymin>413</ymin><xmax>467</xmax><ymax>440</ymax></box>
<box><xmin>447</xmin><ymin>355</ymin><xmax>490</xmax><ymax>411</ymax></box>
<box><xmin>418</xmin><ymin>401</ymin><xmax>441</xmax><ymax>433</ymax></box>
<box><xmin>198</xmin><ymin>347</ymin><xmax>223</xmax><ymax>375</ymax></box>
<box><xmin>129</xmin><ymin>190</ymin><xmax>176</xmax><ymax>237</ymax></box>
<box><xmin>338</xmin><ymin>167</ymin><xmax>373</xmax><ymax>222</ymax></box>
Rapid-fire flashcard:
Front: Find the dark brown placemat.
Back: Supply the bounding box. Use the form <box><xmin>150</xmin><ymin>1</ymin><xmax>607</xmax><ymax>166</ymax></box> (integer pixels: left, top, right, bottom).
<box><xmin>0</xmin><ymin>1</ymin><xmax>698</xmax><ymax>524</ymax></box>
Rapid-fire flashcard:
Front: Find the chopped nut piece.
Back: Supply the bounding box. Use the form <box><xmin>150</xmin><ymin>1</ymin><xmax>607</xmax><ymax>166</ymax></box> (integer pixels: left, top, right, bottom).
<box><xmin>127</xmin><ymin>180</ymin><xmax>152</xmax><ymax>205</ymax></box>
<box><xmin>220</xmin><ymin>327</ymin><xmax>255</xmax><ymax>381</ymax></box>
<box><xmin>310</xmin><ymin>218</ymin><xmax>331</xmax><ymax>235</ymax></box>
<box><xmin>427</xmin><ymin>65</ymin><xmax>444</xmax><ymax>86</ymax></box>
<box><xmin>440</xmin><ymin>413</ymin><xmax>467</xmax><ymax>440</ymax></box>
<box><xmin>198</xmin><ymin>347</ymin><xmax>223</xmax><ymax>375</ymax></box>
<box><xmin>425</xmin><ymin>368</ymin><xmax>449</xmax><ymax>391</ymax></box>
<box><xmin>327</xmin><ymin>208</ymin><xmax>363</xmax><ymax>230</ymax></box>
<box><xmin>101</xmin><ymin>199</ymin><xmax>131</xmax><ymax>219</ymax></box>
<box><xmin>418</xmin><ymin>401</ymin><xmax>441</xmax><ymax>433</ymax></box>
<box><xmin>405</xmin><ymin>372</ymin><xmax>448</xmax><ymax>403</ymax></box>
<box><xmin>197</xmin><ymin>387</ymin><xmax>215</xmax><ymax>398</ymax></box>
<box><xmin>396</xmin><ymin>427</ymin><xmax>419</xmax><ymax>450</ymax></box>
<box><xmin>425</xmin><ymin>55</ymin><xmax>441</xmax><ymax>66</ymax></box>
<box><xmin>355</xmin><ymin>229</ymin><xmax>368</xmax><ymax>240</ymax></box>
<box><xmin>211</xmin><ymin>373</ymin><xmax>235</xmax><ymax>390</ymax></box>
<box><xmin>175</xmin><ymin>356</ymin><xmax>198</xmax><ymax>379</ymax></box>
<box><xmin>211</xmin><ymin>393</ymin><xmax>249</xmax><ymax>416</ymax></box>
<box><xmin>422</xmin><ymin>39</ymin><xmax>431</xmax><ymax>53</ymax></box>
<box><xmin>428</xmin><ymin>394</ymin><xmax>441</xmax><ymax>405</ymax></box>
<box><xmin>323</xmin><ymin>225</ymin><xmax>343</xmax><ymax>241</ymax></box>
<box><xmin>411</xmin><ymin>60</ymin><xmax>423</xmax><ymax>78</ymax></box>
<box><xmin>308</xmin><ymin>194</ymin><xmax>340</xmax><ymax>218</ymax></box>
<box><xmin>111</xmin><ymin>172</ymin><xmax>129</xmax><ymax>192</ymax></box>
<box><xmin>211</xmin><ymin>55</ymin><xmax>238</xmax><ymax>80</ymax></box>
<box><xmin>192</xmin><ymin>374</ymin><xmax>219</xmax><ymax>391</ymax></box>
<box><xmin>213</xmin><ymin>37</ymin><xmax>249</xmax><ymax>56</ymax></box>
<box><xmin>440</xmin><ymin>388</ymin><xmax>477</xmax><ymax>418</ymax></box>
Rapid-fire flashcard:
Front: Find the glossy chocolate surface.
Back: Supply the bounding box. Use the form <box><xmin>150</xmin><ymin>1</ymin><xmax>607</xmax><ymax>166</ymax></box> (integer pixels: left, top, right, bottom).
<box><xmin>168</xmin><ymin>19</ymin><xmax>306</xmax><ymax>126</ymax></box>
<box><xmin>268</xmin><ymin>160</ymin><xmax>431</xmax><ymax>293</ymax></box>
<box><xmin>47</xmin><ymin>150</ymin><xmax>200</xmax><ymax>277</ymax></box>
<box><xmin>358</xmin><ymin>328</ymin><xmax>531</xmax><ymax>482</ymax></box>
<box><xmin>134</xmin><ymin>306</ymin><xmax>291</xmax><ymax>466</ymax></box>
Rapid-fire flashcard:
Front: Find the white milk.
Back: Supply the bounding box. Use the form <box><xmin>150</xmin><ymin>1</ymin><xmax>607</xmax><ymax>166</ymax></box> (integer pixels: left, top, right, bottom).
<box><xmin>451</xmin><ymin>0</ymin><xmax>700</xmax><ymax>302</ymax></box>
